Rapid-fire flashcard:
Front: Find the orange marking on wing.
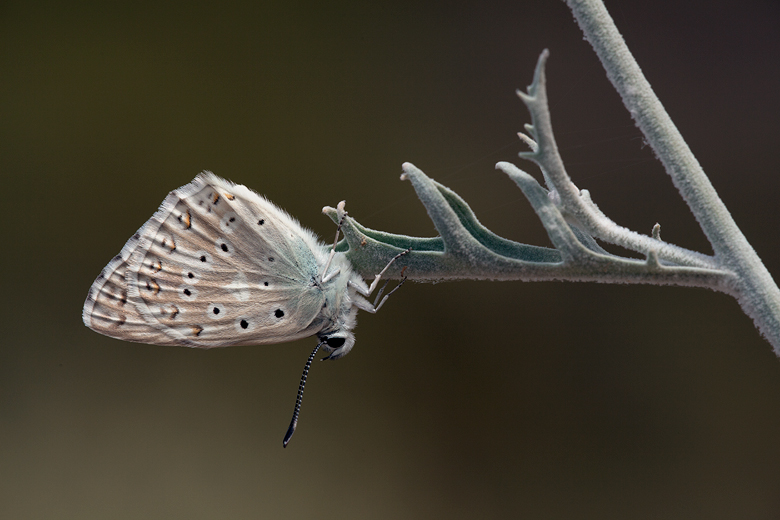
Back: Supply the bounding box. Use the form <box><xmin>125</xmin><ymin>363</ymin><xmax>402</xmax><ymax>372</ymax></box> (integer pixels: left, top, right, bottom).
<box><xmin>162</xmin><ymin>235</ymin><xmax>176</xmax><ymax>252</ymax></box>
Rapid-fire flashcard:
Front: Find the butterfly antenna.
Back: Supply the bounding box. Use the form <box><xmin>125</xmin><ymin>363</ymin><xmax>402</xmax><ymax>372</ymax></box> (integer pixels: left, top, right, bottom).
<box><xmin>283</xmin><ymin>341</ymin><xmax>324</xmax><ymax>448</ymax></box>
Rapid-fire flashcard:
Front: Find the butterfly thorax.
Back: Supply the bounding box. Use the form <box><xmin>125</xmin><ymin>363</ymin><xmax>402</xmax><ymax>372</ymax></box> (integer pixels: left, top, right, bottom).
<box><xmin>313</xmin><ymin>252</ymin><xmax>362</xmax><ymax>359</ymax></box>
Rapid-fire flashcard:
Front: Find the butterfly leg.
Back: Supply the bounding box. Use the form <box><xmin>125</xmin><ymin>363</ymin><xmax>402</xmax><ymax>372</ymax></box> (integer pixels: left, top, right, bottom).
<box><xmin>350</xmin><ymin>248</ymin><xmax>411</xmax><ymax>313</ymax></box>
<box><xmin>320</xmin><ymin>201</ymin><xmax>348</xmax><ymax>282</ymax></box>
<box><xmin>371</xmin><ymin>275</ymin><xmax>407</xmax><ymax>312</ymax></box>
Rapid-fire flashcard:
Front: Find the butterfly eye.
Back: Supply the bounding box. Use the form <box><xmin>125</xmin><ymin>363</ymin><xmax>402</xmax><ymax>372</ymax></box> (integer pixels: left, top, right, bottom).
<box><xmin>325</xmin><ymin>337</ymin><xmax>345</xmax><ymax>349</ymax></box>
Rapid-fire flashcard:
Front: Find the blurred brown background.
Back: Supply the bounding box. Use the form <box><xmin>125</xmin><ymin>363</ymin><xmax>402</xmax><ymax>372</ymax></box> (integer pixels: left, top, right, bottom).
<box><xmin>2</xmin><ymin>0</ymin><xmax>780</xmax><ymax>518</ymax></box>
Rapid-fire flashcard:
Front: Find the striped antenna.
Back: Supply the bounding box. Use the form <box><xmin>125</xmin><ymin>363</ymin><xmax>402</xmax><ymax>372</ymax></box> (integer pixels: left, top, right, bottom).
<box><xmin>283</xmin><ymin>341</ymin><xmax>324</xmax><ymax>447</ymax></box>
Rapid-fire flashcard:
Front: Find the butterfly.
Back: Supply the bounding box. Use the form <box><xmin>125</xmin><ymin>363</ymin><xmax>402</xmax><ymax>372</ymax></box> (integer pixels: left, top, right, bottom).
<box><xmin>83</xmin><ymin>172</ymin><xmax>409</xmax><ymax>446</ymax></box>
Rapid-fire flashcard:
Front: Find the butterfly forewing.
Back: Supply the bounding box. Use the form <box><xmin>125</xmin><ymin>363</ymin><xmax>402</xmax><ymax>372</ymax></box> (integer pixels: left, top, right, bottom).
<box><xmin>84</xmin><ymin>172</ymin><xmax>330</xmax><ymax>347</ymax></box>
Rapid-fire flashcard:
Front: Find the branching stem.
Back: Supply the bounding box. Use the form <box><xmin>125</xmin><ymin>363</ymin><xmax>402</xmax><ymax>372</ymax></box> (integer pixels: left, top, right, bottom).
<box><xmin>317</xmin><ymin>0</ymin><xmax>780</xmax><ymax>355</ymax></box>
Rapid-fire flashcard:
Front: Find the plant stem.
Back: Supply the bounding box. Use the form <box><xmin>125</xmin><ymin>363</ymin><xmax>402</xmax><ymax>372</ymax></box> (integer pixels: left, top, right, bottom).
<box><xmin>565</xmin><ymin>0</ymin><xmax>780</xmax><ymax>353</ymax></box>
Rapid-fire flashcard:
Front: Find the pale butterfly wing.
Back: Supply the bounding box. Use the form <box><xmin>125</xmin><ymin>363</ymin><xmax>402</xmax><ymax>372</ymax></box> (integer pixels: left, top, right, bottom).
<box><xmin>83</xmin><ymin>172</ymin><xmax>330</xmax><ymax>348</ymax></box>
<box><xmin>83</xmin><ymin>255</ymin><xmax>167</xmax><ymax>342</ymax></box>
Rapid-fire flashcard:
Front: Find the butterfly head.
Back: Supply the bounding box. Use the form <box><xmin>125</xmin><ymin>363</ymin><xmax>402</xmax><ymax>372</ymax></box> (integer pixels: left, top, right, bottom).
<box><xmin>317</xmin><ymin>330</ymin><xmax>355</xmax><ymax>360</ymax></box>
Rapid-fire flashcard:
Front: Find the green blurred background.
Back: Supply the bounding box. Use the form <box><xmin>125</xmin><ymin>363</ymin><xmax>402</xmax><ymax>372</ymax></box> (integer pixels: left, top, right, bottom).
<box><xmin>3</xmin><ymin>0</ymin><xmax>780</xmax><ymax>518</ymax></box>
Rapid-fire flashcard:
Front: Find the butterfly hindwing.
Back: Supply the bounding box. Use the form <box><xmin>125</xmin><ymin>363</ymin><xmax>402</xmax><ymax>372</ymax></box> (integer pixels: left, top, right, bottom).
<box><xmin>84</xmin><ymin>251</ymin><xmax>187</xmax><ymax>345</ymax></box>
<box><xmin>84</xmin><ymin>172</ymin><xmax>330</xmax><ymax>347</ymax></box>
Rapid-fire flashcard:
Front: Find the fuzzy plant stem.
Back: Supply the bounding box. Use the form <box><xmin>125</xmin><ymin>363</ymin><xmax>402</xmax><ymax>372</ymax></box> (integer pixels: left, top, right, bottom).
<box><xmin>565</xmin><ymin>0</ymin><xmax>780</xmax><ymax>353</ymax></box>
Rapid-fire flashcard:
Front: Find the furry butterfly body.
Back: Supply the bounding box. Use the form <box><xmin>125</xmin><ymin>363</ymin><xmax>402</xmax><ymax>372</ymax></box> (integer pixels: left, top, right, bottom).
<box><xmin>83</xmin><ymin>172</ymin><xmax>400</xmax><ymax>360</ymax></box>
